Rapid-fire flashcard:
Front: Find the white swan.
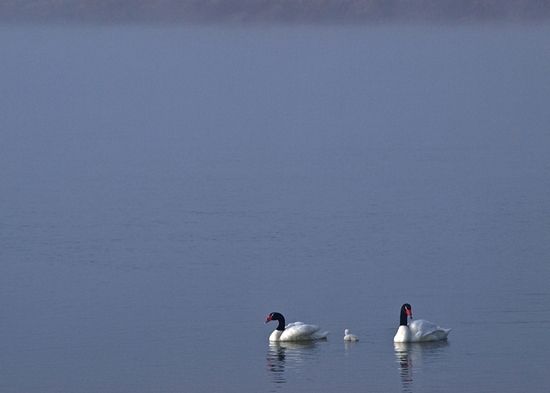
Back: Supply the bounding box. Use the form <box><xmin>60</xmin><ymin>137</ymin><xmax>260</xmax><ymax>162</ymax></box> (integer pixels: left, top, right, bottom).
<box><xmin>265</xmin><ymin>312</ymin><xmax>329</xmax><ymax>342</ymax></box>
<box><xmin>393</xmin><ymin>303</ymin><xmax>451</xmax><ymax>343</ymax></box>
<box><xmin>344</xmin><ymin>329</ymin><xmax>359</xmax><ymax>341</ymax></box>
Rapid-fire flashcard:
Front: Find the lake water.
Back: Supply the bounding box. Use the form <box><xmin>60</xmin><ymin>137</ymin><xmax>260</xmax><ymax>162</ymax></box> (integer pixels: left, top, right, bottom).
<box><xmin>1</xmin><ymin>24</ymin><xmax>549</xmax><ymax>392</ymax></box>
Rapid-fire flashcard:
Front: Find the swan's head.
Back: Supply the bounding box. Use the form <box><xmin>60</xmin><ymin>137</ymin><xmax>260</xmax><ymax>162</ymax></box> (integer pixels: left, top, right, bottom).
<box><xmin>265</xmin><ymin>312</ymin><xmax>286</xmax><ymax>331</ymax></box>
<box><xmin>265</xmin><ymin>312</ymin><xmax>282</xmax><ymax>323</ymax></box>
<box><xmin>400</xmin><ymin>303</ymin><xmax>413</xmax><ymax>326</ymax></box>
<box><xmin>344</xmin><ymin>329</ymin><xmax>350</xmax><ymax>335</ymax></box>
<box><xmin>403</xmin><ymin>303</ymin><xmax>412</xmax><ymax>318</ymax></box>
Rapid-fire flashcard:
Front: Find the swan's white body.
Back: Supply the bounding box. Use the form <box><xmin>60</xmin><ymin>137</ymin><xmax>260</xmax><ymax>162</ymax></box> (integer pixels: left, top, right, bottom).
<box><xmin>269</xmin><ymin>322</ymin><xmax>329</xmax><ymax>342</ymax></box>
<box><xmin>393</xmin><ymin>319</ymin><xmax>451</xmax><ymax>343</ymax></box>
<box><xmin>343</xmin><ymin>329</ymin><xmax>359</xmax><ymax>342</ymax></box>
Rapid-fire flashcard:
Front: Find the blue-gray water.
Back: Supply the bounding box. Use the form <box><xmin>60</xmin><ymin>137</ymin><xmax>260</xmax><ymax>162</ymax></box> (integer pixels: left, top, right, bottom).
<box><xmin>1</xmin><ymin>24</ymin><xmax>549</xmax><ymax>392</ymax></box>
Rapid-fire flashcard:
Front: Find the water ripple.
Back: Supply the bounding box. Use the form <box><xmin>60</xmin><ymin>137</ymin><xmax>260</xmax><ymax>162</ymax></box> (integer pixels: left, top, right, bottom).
<box><xmin>394</xmin><ymin>341</ymin><xmax>450</xmax><ymax>393</ymax></box>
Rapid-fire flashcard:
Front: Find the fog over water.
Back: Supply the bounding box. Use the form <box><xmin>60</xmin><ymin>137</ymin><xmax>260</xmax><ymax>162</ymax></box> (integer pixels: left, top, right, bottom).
<box><xmin>1</xmin><ymin>11</ymin><xmax>549</xmax><ymax>393</ymax></box>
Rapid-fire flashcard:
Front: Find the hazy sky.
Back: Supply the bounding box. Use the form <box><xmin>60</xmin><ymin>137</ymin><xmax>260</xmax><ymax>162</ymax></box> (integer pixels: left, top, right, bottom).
<box><xmin>1</xmin><ymin>0</ymin><xmax>549</xmax><ymax>24</ymax></box>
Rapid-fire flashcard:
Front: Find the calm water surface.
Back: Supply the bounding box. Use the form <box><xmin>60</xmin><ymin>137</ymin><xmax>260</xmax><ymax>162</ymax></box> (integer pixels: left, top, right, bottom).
<box><xmin>1</xmin><ymin>24</ymin><xmax>549</xmax><ymax>392</ymax></box>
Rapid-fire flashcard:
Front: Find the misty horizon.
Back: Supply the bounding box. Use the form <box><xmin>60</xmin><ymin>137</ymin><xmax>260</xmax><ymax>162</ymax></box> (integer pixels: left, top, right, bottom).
<box><xmin>1</xmin><ymin>0</ymin><xmax>550</xmax><ymax>25</ymax></box>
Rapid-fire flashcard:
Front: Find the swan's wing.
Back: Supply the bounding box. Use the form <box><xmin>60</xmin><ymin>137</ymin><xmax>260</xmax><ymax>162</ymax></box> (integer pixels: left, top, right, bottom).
<box><xmin>281</xmin><ymin>323</ymin><xmax>325</xmax><ymax>341</ymax></box>
<box><xmin>285</xmin><ymin>321</ymin><xmax>306</xmax><ymax>329</ymax></box>
<box><xmin>410</xmin><ymin>319</ymin><xmax>450</xmax><ymax>341</ymax></box>
<box><xmin>420</xmin><ymin>328</ymin><xmax>451</xmax><ymax>341</ymax></box>
<box><xmin>286</xmin><ymin>323</ymin><xmax>320</xmax><ymax>335</ymax></box>
<box><xmin>409</xmin><ymin>319</ymin><xmax>438</xmax><ymax>335</ymax></box>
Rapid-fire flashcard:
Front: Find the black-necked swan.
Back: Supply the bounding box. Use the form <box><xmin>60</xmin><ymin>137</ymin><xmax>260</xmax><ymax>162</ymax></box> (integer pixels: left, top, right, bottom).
<box><xmin>265</xmin><ymin>312</ymin><xmax>329</xmax><ymax>342</ymax></box>
<box><xmin>393</xmin><ymin>303</ymin><xmax>451</xmax><ymax>343</ymax></box>
<box><xmin>344</xmin><ymin>329</ymin><xmax>359</xmax><ymax>342</ymax></box>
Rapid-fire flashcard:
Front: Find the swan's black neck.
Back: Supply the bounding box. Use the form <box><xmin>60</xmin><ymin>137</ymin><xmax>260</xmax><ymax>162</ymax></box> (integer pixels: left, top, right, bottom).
<box><xmin>400</xmin><ymin>304</ymin><xmax>411</xmax><ymax>326</ymax></box>
<box><xmin>271</xmin><ymin>312</ymin><xmax>286</xmax><ymax>331</ymax></box>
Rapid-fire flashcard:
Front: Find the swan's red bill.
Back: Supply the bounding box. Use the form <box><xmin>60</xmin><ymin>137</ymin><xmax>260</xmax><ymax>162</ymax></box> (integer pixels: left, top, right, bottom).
<box><xmin>265</xmin><ymin>314</ymin><xmax>272</xmax><ymax>323</ymax></box>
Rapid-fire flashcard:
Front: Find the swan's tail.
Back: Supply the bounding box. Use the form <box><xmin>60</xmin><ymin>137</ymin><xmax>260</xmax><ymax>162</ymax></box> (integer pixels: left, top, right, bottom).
<box><xmin>315</xmin><ymin>331</ymin><xmax>329</xmax><ymax>340</ymax></box>
<box><xmin>434</xmin><ymin>328</ymin><xmax>451</xmax><ymax>341</ymax></box>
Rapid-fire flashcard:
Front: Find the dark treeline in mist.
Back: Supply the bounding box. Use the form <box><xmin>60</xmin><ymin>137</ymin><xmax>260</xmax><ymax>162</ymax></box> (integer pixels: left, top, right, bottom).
<box><xmin>1</xmin><ymin>0</ymin><xmax>549</xmax><ymax>24</ymax></box>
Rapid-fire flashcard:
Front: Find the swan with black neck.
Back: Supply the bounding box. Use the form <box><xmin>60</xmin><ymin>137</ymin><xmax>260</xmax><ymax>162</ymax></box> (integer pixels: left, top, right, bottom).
<box><xmin>393</xmin><ymin>303</ymin><xmax>451</xmax><ymax>343</ymax></box>
<box><xmin>265</xmin><ymin>312</ymin><xmax>329</xmax><ymax>342</ymax></box>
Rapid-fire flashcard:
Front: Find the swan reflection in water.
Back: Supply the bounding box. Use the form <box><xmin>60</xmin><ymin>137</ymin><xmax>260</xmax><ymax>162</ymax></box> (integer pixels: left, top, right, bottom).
<box><xmin>344</xmin><ymin>336</ymin><xmax>360</xmax><ymax>354</ymax></box>
<box><xmin>266</xmin><ymin>341</ymin><xmax>320</xmax><ymax>385</ymax></box>
<box><xmin>394</xmin><ymin>341</ymin><xmax>450</xmax><ymax>393</ymax></box>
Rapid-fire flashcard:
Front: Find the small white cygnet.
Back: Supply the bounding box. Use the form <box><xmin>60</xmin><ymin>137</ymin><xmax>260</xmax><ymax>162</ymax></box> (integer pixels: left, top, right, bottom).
<box><xmin>344</xmin><ymin>329</ymin><xmax>359</xmax><ymax>342</ymax></box>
